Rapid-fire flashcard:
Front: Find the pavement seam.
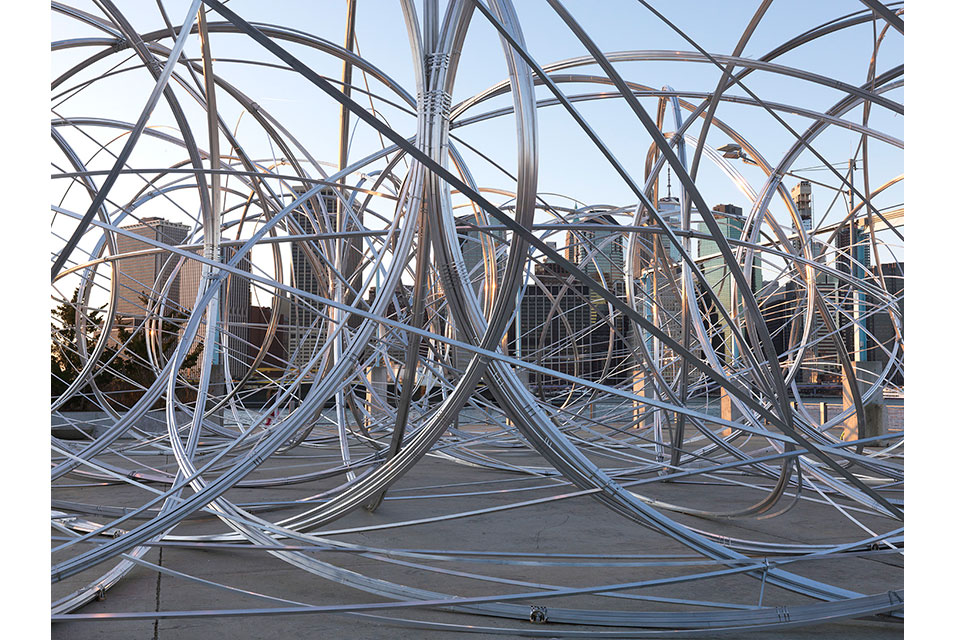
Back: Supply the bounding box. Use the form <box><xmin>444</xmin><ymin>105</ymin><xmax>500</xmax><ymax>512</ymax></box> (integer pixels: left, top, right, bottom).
<box><xmin>153</xmin><ymin>450</ymin><xmax>167</xmax><ymax>640</ymax></box>
<box><xmin>153</xmin><ymin>545</ymin><xmax>163</xmax><ymax>640</ymax></box>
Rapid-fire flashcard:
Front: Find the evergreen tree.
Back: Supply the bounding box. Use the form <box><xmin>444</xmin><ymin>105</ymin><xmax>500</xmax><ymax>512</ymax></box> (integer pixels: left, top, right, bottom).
<box><xmin>52</xmin><ymin>289</ymin><xmax>203</xmax><ymax>410</ymax></box>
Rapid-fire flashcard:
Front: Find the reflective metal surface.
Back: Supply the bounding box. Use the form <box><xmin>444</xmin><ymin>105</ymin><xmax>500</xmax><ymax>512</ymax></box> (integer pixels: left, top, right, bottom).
<box><xmin>51</xmin><ymin>0</ymin><xmax>904</xmax><ymax>634</ymax></box>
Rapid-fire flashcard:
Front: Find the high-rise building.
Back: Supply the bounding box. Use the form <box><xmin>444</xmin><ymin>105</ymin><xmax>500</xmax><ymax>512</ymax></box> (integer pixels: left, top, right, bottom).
<box><xmin>649</xmin><ymin>196</ymin><xmax>683</xmax><ymax>265</ymax></box>
<box><xmin>836</xmin><ymin>227</ymin><xmax>871</xmax><ymax>276</ymax></box>
<box><xmin>791</xmin><ymin>181</ymin><xmax>813</xmax><ymax>234</ymax></box>
<box><xmin>288</xmin><ymin>187</ymin><xmax>337</xmax><ymax>374</ymax></box>
<box><xmin>456</xmin><ymin>212</ymin><xmax>505</xmax><ymax>298</ymax></box>
<box><xmin>511</xmin><ymin>261</ymin><xmax>618</xmax><ymax>392</ymax></box>
<box><xmin>780</xmin><ymin>182</ymin><xmax>840</xmax><ymax>383</ymax></box>
<box><xmin>635</xmin><ymin>197</ymin><xmax>688</xmax><ymax>385</ymax></box>
<box><xmin>564</xmin><ymin>212</ymin><xmax>625</xmax><ymax>283</ymax></box>
<box><xmin>509</xmin><ymin>246</ymin><xmax>631</xmax><ymax>394</ymax></box>
<box><xmin>696</xmin><ymin>204</ymin><xmax>763</xmax><ymax>365</ymax></box>
<box><xmin>835</xmin><ymin>220</ymin><xmax>872</xmax><ymax>360</ymax></box>
<box><xmin>247</xmin><ymin>304</ymin><xmax>289</xmax><ymax>374</ymax></box>
<box><xmin>759</xmin><ymin>280</ymin><xmax>795</xmax><ymax>361</ymax></box>
<box><xmin>868</xmin><ymin>262</ymin><xmax>903</xmax><ymax>385</ymax></box>
<box><xmin>114</xmin><ymin>217</ymin><xmax>191</xmax><ymax>326</ymax></box>
<box><xmin>453</xmin><ymin>213</ymin><xmax>505</xmax><ymax>372</ymax></box>
<box><xmin>179</xmin><ymin>245</ymin><xmax>252</xmax><ymax>379</ymax></box>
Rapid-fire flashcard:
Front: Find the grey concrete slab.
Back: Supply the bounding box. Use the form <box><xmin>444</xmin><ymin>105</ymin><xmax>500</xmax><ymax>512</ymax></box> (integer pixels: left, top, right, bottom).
<box><xmin>51</xmin><ymin>444</ymin><xmax>902</xmax><ymax>638</ymax></box>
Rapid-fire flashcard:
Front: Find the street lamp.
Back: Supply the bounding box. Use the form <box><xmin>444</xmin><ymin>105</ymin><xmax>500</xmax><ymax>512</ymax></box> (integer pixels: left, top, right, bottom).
<box><xmin>718</xmin><ymin>142</ymin><xmax>849</xmax><ymax>195</ymax></box>
<box><xmin>716</xmin><ymin>143</ymin><xmax>758</xmax><ymax>165</ymax></box>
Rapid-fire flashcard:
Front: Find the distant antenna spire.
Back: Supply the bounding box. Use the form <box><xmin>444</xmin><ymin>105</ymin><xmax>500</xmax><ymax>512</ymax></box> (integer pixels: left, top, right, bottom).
<box><xmin>666</xmin><ymin>166</ymin><xmax>672</xmax><ymax>199</ymax></box>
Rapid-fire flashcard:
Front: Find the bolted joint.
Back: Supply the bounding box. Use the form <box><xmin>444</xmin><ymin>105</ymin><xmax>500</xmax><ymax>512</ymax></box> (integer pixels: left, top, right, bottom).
<box><xmin>145</xmin><ymin>57</ymin><xmax>164</xmax><ymax>77</ymax></box>
<box><xmin>424</xmin><ymin>52</ymin><xmax>451</xmax><ymax>75</ymax></box>
<box><xmin>529</xmin><ymin>604</ymin><xmax>548</xmax><ymax>624</ymax></box>
<box><xmin>420</xmin><ymin>89</ymin><xmax>452</xmax><ymax>119</ymax></box>
<box><xmin>202</xmin><ymin>245</ymin><xmax>221</xmax><ymax>263</ymax></box>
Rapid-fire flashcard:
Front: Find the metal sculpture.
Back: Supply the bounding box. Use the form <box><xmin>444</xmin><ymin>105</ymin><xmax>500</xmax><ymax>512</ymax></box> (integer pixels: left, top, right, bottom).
<box><xmin>51</xmin><ymin>0</ymin><xmax>904</xmax><ymax>634</ymax></box>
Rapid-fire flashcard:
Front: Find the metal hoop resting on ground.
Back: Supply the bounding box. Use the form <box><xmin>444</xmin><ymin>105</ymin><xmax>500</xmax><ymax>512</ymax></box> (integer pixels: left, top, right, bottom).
<box><xmin>51</xmin><ymin>0</ymin><xmax>903</xmax><ymax>635</ymax></box>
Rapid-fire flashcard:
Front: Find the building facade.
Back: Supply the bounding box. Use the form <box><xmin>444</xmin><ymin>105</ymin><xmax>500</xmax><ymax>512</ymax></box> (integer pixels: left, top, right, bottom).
<box><xmin>288</xmin><ymin>187</ymin><xmax>338</xmax><ymax>375</ymax></box>
<box><xmin>179</xmin><ymin>245</ymin><xmax>253</xmax><ymax>380</ymax></box>
<box><xmin>696</xmin><ymin>204</ymin><xmax>763</xmax><ymax>366</ymax></box>
<box><xmin>114</xmin><ymin>217</ymin><xmax>191</xmax><ymax>325</ymax></box>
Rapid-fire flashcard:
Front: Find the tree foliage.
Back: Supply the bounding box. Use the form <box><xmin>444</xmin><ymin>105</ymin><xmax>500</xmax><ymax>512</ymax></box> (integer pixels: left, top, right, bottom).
<box><xmin>52</xmin><ymin>289</ymin><xmax>203</xmax><ymax>410</ymax></box>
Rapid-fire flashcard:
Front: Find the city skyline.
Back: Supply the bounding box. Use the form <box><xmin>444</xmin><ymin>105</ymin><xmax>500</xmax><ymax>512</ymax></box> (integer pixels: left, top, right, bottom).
<box><xmin>48</xmin><ymin>2</ymin><xmax>908</xmax><ymax>636</ymax></box>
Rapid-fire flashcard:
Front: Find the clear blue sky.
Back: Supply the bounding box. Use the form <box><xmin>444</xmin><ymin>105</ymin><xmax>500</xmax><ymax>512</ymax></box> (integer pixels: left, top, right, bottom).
<box><xmin>50</xmin><ymin>0</ymin><xmax>903</xmax><ymax>297</ymax></box>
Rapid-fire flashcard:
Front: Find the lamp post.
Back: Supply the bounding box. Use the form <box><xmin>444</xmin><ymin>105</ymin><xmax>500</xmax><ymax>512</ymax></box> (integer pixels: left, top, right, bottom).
<box><xmin>719</xmin><ymin>143</ymin><xmax>885</xmax><ymax>442</ymax></box>
<box><xmin>716</xmin><ymin>143</ymin><xmax>758</xmax><ymax>165</ymax></box>
<box><xmin>718</xmin><ymin>143</ymin><xmax>852</xmax><ymax>196</ymax></box>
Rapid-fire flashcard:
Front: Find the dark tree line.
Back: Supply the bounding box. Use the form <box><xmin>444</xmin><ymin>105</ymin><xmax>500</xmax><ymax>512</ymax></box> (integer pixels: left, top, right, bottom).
<box><xmin>52</xmin><ymin>290</ymin><xmax>202</xmax><ymax>410</ymax></box>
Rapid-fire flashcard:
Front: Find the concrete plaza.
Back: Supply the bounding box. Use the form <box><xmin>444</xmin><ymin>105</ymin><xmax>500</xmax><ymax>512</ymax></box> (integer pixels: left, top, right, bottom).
<box><xmin>52</xmin><ymin>431</ymin><xmax>903</xmax><ymax>639</ymax></box>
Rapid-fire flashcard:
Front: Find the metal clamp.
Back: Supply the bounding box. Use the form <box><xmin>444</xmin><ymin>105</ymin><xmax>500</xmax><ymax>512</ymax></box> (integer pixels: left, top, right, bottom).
<box><xmin>145</xmin><ymin>57</ymin><xmax>164</xmax><ymax>77</ymax></box>
<box><xmin>420</xmin><ymin>89</ymin><xmax>452</xmax><ymax>119</ymax></box>
<box><xmin>424</xmin><ymin>52</ymin><xmax>451</xmax><ymax>74</ymax></box>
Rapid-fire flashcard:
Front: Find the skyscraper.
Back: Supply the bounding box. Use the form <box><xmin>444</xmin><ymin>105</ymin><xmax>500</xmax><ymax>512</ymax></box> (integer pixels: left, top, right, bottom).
<box><xmin>562</xmin><ymin>212</ymin><xmax>630</xmax><ymax>384</ymax></box>
<box><xmin>247</xmin><ymin>304</ymin><xmax>290</xmax><ymax>373</ymax></box>
<box><xmin>511</xmin><ymin>221</ymin><xmax>631</xmax><ymax>394</ymax></box>
<box><xmin>288</xmin><ymin>187</ymin><xmax>338</xmax><ymax>374</ymax></box>
<box><xmin>564</xmin><ymin>212</ymin><xmax>625</xmax><ymax>283</ymax></box>
<box><xmin>791</xmin><ymin>180</ymin><xmax>813</xmax><ymax>234</ymax></box>
<box><xmin>636</xmin><ymin>197</ymin><xmax>686</xmax><ymax>385</ymax></box>
<box><xmin>514</xmin><ymin>261</ymin><xmax>605</xmax><ymax>392</ymax></box>
<box><xmin>456</xmin><ymin>212</ymin><xmax>505</xmax><ymax>299</ymax></box>
<box><xmin>696</xmin><ymin>204</ymin><xmax>763</xmax><ymax>365</ymax></box>
<box><xmin>868</xmin><ymin>262</ymin><xmax>903</xmax><ymax>385</ymax></box>
<box><xmin>114</xmin><ymin>217</ymin><xmax>191</xmax><ymax>326</ymax></box>
<box><xmin>649</xmin><ymin>196</ymin><xmax>683</xmax><ymax>265</ymax></box>
<box><xmin>780</xmin><ymin>182</ymin><xmax>841</xmax><ymax>384</ymax></box>
<box><xmin>836</xmin><ymin>221</ymin><xmax>872</xmax><ymax>360</ymax></box>
<box><xmin>179</xmin><ymin>245</ymin><xmax>252</xmax><ymax>380</ymax></box>
<box><xmin>454</xmin><ymin>213</ymin><xmax>505</xmax><ymax>372</ymax></box>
